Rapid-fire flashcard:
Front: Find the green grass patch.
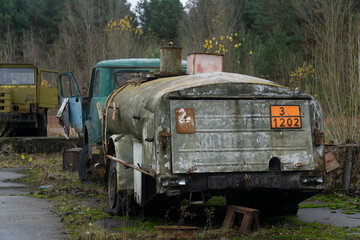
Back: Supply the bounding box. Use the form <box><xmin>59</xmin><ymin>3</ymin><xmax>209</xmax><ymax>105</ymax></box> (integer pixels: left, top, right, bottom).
<box><xmin>3</xmin><ymin>152</ymin><xmax>360</xmax><ymax>239</ymax></box>
<box><xmin>299</xmin><ymin>192</ymin><xmax>360</xmax><ymax>214</ymax></box>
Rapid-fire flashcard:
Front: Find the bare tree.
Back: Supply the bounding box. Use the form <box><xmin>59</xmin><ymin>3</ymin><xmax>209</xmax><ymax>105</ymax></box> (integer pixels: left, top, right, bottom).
<box><xmin>1</xmin><ymin>28</ymin><xmax>17</xmax><ymax>62</ymax></box>
<box><xmin>292</xmin><ymin>0</ymin><xmax>360</xmax><ymax>143</ymax></box>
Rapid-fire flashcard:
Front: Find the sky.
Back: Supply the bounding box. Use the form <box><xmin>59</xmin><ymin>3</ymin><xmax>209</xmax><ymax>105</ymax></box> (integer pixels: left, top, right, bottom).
<box><xmin>127</xmin><ymin>0</ymin><xmax>189</xmax><ymax>10</ymax></box>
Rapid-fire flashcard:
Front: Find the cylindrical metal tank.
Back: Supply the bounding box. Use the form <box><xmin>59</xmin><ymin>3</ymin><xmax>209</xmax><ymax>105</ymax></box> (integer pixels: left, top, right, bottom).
<box><xmin>104</xmin><ymin>72</ymin><xmax>293</xmax><ymax>140</ymax></box>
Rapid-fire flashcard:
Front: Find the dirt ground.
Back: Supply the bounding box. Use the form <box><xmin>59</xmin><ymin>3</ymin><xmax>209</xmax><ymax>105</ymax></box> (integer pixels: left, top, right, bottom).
<box><xmin>1</xmin><ymin>152</ymin><xmax>360</xmax><ymax>239</ymax></box>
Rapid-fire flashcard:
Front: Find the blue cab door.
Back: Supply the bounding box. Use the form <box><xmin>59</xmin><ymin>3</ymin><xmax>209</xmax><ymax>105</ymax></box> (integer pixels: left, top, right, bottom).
<box><xmin>57</xmin><ymin>72</ymin><xmax>84</xmax><ymax>138</ymax></box>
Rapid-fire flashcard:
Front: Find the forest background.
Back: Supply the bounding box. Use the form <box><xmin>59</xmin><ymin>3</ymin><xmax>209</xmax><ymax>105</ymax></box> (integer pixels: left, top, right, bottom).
<box><xmin>1</xmin><ymin>0</ymin><xmax>360</xmax><ymax>144</ymax></box>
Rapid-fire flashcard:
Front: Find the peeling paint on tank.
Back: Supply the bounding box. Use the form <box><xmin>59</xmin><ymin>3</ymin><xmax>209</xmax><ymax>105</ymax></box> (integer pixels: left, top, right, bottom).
<box><xmin>104</xmin><ymin>70</ymin><xmax>325</xmax><ymax>205</ymax></box>
<box><xmin>164</xmin><ymin>162</ymin><xmax>170</xmax><ymax>169</ymax></box>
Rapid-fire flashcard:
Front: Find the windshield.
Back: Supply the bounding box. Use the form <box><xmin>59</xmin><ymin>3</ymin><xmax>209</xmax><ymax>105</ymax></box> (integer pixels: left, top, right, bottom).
<box><xmin>0</xmin><ymin>68</ymin><xmax>35</xmax><ymax>85</ymax></box>
<box><xmin>113</xmin><ymin>70</ymin><xmax>150</xmax><ymax>89</ymax></box>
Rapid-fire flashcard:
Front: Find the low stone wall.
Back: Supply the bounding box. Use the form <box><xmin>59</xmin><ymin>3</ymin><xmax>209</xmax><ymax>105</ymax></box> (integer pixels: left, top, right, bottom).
<box><xmin>1</xmin><ymin>137</ymin><xmax>83</xmax><ymax>153</ymax></box>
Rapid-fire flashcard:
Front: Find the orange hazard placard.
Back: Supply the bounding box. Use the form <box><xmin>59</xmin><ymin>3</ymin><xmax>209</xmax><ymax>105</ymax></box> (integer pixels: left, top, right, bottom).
<box><xmin>270</xmin><ymin>106</ymin><xmax>302</xmax><ymax>129</ymax></box>
<box><xmin>176</xmin><ymin>108</ymin><xmax>195</xmax><ymax>133</ymax></box>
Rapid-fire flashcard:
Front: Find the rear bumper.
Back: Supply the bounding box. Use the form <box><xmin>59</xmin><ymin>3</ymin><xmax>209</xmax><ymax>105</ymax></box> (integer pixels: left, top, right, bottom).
<box><xmin>159</xmin><ymin>172</ymin><xmax>324</xmax><ymax>196</ymax></box>
<box><xmin>0</xmin><ymin>113</ymin><xmax>36</xmax><ymax>125</ymax></box>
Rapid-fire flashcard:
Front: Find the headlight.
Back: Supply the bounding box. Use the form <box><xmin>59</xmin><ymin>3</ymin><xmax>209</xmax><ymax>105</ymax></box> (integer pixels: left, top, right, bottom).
<box><xmin>178</xmin><ymin>178</ymin><xmax>186</xmax><ymax>185</ymax></box>
<box><xmin>161</xmin><ymin>179</ymin><xmax>169</xmax><ymax>186</ymax></box>
<box><xmin>301</xmin><ymin>178</ymin><xmax>308</xmax><ymax>183</ymax></box>
<box><xmin>161</xmin><ymin>178</ymin><xmax>187</xmax><ymax>187</ymax></box>
<box><xmin>316</xmin><ymin>176</ymin><xmax>324</xmax><ymax>183</ymax></box>
<box><xmin>301</xmin><ymin>176</ymin><xmax>324</xmax><ymax>184</ymax></box>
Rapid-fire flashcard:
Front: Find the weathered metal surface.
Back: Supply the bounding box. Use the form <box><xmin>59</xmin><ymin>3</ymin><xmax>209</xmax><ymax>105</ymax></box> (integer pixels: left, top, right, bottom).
<box><xmin>324</xmin><ymin>152</ymin><xmax>340</xmax><ymax>173</ymax></box>
<box><xmin>175</xmin><ymin>108</ymin><xmax>195</xmax><ymax>133</ymax></box>
<box><xmin>170</xmin><ymin>99</ymin><xmax>314</xmax><ymax>173</ymax></box>
<box><xmin>160</xmin><ymin>47</ymin><xmax>182</xmax><ymax>75</ymax></box>
<box><xmin>104</xmin><ymin>71</ymin><xmax>325</xmax><ymax>207</ymax></box>
<box><xmin>106</xmin><ymin>154</ymin><xmax>155</xmax><ymax>178</ymax></box>
<box><xmin>58</xmin><ymin>73</ymin><xmax>84</xmax><ymax>135</ymax></box>
<box><xmin>0</xmin><ymin>88</ymin><xmax>12</xmax><ymax>112</ymax></box>
<box><xmin>63</xmin><ymin>147</ymin><xmax>82</xmax><ymax>171</ymax></box>
<box><xmin>111</xmin><ymin>134</ymin><xmax>134</xmax><ymax>192</ymax></box>
<box><xmin>187</xmin><ymin>53</ymin><xmax>223</xmax><ymax>74</ymax></box>
<box><xmin>106</xmin><ymin>72</ymin><xmax>286</xmax><ymax>139</ymax></box>
<box><xmin>155</xmin><ymin>225</ymin><xmax>197</xmax><ymax>239</ymax></box>
<box><xmin>314</xmin><ymin>130</ymin><xmax>325</xmax><ymax>145</ymax></box>
<box><xmin>0</xmin><ymin>63</ymin><xmax>59</xmax><ymax>135</ymax></box>
<box><xmin>56</xmin><ymin>99</ymin><xmax>70</xmax><ymax>138</ymax></box>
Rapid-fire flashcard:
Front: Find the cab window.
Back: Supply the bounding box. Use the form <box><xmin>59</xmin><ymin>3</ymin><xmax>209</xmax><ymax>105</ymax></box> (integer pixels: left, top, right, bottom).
<box><xmin>92</xmin><ymin>70</ymin><xmax>101</xmax><ymax>96</ymax></box>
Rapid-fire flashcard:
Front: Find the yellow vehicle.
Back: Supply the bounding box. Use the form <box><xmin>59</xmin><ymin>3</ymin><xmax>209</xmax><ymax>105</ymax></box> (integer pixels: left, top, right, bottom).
<box><xmin>0</xmin><ymin>63</ymin><xmax>59</xmax><ymax>136</ymax></box>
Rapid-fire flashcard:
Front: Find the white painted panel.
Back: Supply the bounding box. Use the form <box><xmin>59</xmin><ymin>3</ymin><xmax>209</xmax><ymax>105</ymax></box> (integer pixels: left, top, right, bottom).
<box><xmin>133</xmin><ymin>141</ymin><xmax>143</xmax><ymax>205</ymax></box>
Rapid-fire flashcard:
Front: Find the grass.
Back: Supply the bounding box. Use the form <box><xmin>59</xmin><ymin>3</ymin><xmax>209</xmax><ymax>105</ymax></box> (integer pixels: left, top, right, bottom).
<box><xmin>1</xmin><ymin>152</ymin><xmax>360</xmax><ymax>239</ymax></box>
<box><xmin>299</xmin><ymin>192</ymin><xmax>360</xmax><ymax>214</ymax></box>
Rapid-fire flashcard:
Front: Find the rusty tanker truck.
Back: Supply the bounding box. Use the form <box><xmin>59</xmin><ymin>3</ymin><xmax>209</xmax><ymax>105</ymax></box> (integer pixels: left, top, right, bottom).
<box><xmin>99</xmin><ymin>48</ymin><xmax>330</xmax><ymax>216</ymax></box>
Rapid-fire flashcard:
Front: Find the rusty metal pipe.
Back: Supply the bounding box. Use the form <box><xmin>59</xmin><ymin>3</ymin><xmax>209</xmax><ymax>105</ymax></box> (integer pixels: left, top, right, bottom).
<box><xmin>106</xmin><ymin>154</ymin><xmax>155</xmax><ymax>178</ymax></box>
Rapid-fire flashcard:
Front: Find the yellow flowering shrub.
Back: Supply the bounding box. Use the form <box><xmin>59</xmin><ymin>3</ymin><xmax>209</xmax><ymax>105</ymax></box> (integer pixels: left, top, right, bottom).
<box><xmin>203</xmin><ymin>33</ymin><xmax>253</xmax><ymax>59</ymax></box>
<box><xmin>289</xmin><ymin>62</ymin><xmax>315</xmax><ymax>92</ymax></box>
<box><xmin>105</xmin><ymin>15</ymin><xmax>143</xmax><ymax>37</ymax></box>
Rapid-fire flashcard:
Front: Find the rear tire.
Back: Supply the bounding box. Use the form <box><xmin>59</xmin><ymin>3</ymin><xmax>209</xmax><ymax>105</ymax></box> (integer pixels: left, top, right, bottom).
<box><xmin>78</xmin><ymin>144</ymin><xmax>92</xmax><ymax>183</ymax></box>
<box><xmin>107</xmin><ymin>159</ymin><xmax>140</xmax><ymax>216</ymax></box>
<box><xmin>36</xmin><ymin>114</ymin><xmax>47</xmax><ymax>137</ymax></box>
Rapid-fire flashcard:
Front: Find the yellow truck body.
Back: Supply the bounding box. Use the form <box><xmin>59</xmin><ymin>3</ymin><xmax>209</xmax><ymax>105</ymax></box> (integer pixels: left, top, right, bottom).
<box><xmin>0</xmin><ymin>63</ymin><xmax>59</xmax><ymax>136</ymax></box>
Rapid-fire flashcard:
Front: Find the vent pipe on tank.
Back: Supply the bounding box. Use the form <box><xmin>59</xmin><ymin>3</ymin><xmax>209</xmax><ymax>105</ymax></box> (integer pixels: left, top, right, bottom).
<box><xmin>160</xmin><ymin>46</ymin><xmax>182</xmax><ymax>76</ymax></box>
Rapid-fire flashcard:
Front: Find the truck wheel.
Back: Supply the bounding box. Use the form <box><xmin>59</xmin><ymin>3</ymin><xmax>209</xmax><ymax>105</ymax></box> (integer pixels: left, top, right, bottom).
<box><xmin>78</xmin><ymin>145</ymin><xmax>92</xmax><ymax>183</ymax></box>
<box><xmin>107</xmin><ymin>160</ymin><xmax>140</xmax><ymax>216</ymax></box>
<box><xmin>35</xmin><ymin>112</ymin><xmax>47</xmax><ymax>137</ymax></box>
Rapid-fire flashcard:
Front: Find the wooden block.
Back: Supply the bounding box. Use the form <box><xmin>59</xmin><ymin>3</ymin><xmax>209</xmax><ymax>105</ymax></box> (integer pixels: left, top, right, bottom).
<box><xmin>222</xmin><ymin>208</ymin><xmax>236</xmax><ymax>228</ymax></box>
<box><xmin>222</xmin><ymin>205</ymin><xmax>260</xmax><ymax>233</ymax></box>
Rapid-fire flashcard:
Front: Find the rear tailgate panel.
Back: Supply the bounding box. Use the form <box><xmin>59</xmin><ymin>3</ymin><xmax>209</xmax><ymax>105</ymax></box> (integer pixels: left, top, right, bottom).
<box><xmin>170</xmin><ymin>99</ymin><xmax>314</xmax><ymax>174</ymax></box>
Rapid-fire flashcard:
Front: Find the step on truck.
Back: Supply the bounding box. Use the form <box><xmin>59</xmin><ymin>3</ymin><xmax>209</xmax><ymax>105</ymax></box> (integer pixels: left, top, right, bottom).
<box><xmin>60</xmin><ymin>47</ymin><xmax>338</xmax><ymax>216</ymax></box>
<box><xmin>0</xmin><ymin>63</ymin><xmax>59</xmax><ymax>136</ymax></box>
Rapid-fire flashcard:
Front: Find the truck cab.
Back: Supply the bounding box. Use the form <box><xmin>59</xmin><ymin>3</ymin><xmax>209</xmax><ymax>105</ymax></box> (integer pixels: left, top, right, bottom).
<box><xmin>0</xmin><ymin>63</ymin><xmax>59</xmax><ymax>136</ymax></box>
<box><xmin>58</xmin><ymin>59</ymin><xmax>187</xmax><ymax>182</ymax></box>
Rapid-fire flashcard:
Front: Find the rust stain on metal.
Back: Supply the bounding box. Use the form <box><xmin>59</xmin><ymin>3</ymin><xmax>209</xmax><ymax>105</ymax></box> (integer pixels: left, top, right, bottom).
<box><xmin>95</xmin><ymin>167</ymin><xmax>106</xmax><ymax>179</ymax></box>
<box><xmin>96</xmin><ymin>101</ymin><xmax>102</xmax><ymax>119</ymax></box>
<box><xmin>176</xmin><ymin>108</ymin><xmax>195</xmax><ymax>133</ymax></box>
<box><xmin>155</xmin><ymin>225</ymin><xmax>197</xmax><ymax>239</ymax></box>
<box><xmin>187</xmin><ymin>166</ymin><xmax>195</xmax><ymax>174</ymax></box>
<box><xmin>112</xmin><ymin>102</ymin><xmax>116</xmax><ymax>120</ymax></box>
<box><xmin>159</xmin><ymin>131</ymin><xmax>172</xmax><ymax>137</ymax></box>
<box><xmin>314</xmin><ymin>130</ymin><xmax>325</xmax><ymax>145</ymax></box>
<box><xmin>159</xmin><ymin>128</ymin><xmax>171</xmax><ymax>150</ymax></box>
<box><xmin>324</xmin><ymin>152</ymin><xmax>340</xmax><ymax>173</ymax></box>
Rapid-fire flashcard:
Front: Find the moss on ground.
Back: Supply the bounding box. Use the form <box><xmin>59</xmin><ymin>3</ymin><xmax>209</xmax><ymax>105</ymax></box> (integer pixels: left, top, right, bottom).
<box><xmin>299</xmin><ymin>192</ymin><xmax>360</xmax><ymax>214</ymax></box>
<box><xmin>2</xmin><ymin>152</ymin><xmax>360</xmax><ymax>239</ymax></box>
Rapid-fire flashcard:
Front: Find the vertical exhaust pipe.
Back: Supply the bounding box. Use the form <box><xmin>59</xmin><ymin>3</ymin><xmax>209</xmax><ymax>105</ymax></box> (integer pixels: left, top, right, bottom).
<box><xmin>160</xmin><ymin>47</ymin><xmax>182</xmax><ymax>76</ymax></box>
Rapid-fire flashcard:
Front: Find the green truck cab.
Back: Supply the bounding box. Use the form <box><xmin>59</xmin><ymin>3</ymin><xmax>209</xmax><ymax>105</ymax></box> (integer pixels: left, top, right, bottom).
<box><xmin>0</xmin><ymin>63</ymin><xmax>59</xmax><ymax>136</ymax></box>
<box><xmin>58</xmin><ymin>59</ymin><xmax>186</xmax><ymax>182</ymax></box>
